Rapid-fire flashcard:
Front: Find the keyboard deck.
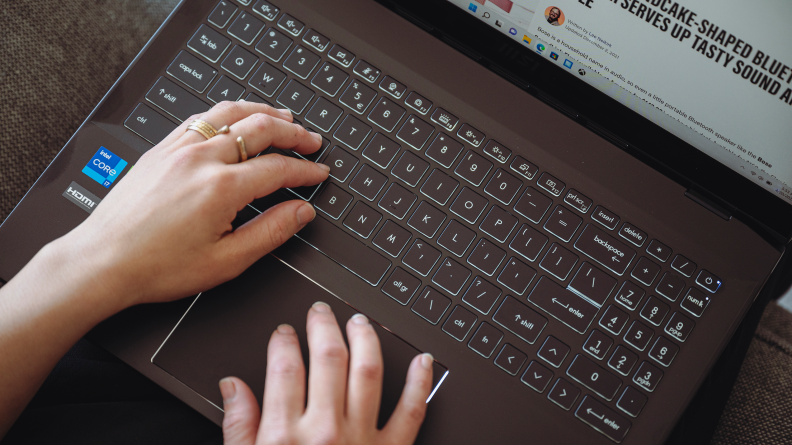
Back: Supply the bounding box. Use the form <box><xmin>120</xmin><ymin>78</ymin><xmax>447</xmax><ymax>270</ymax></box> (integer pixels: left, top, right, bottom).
<box><xmin>123</xmin><ymin>1</ymin><xmax>723</xmax><ymax>442</ymax></box>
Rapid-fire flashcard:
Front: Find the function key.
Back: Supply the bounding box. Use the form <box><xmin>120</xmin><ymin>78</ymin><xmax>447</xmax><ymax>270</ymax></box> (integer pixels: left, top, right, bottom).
<box><xmin>547</xmin><ymin>378</ymin><xmax>580</xmax><ymax>411</ymax></box>
<box><xmin>671</xmin><ymin>254</ymin><xmax>697</xmax><ymax>277</ymax></box>
<box><xmin>405</xmin><ymin>91</ymin><xmax>432</xmax><ymax>115</ymax></box>
<box><xmin>633</xmin><ymin>361</ymin><xmax>663</xmax><ymax>392</ymax></box>
<box><xmin>576</xmin><ymin>396</ymin><xmax>631</xmax><ymax>443</ymax></box>
<box><xmin>619</xmin><ymin>222</ymin><xmax>647</xmax><ymax>247</ymax></box>
<box><xmin>255</xmin><ymin>28</ymin><xmax>293</xmax><ymax>62</ymax></box>
<box><xmin>188</xmin><ymin>24</ymin><xmax>231</xmax><ymax>63</ymax></box>
<box><xmin>166</xmin><ymin>50</ymin><xmax>218</xmax><ymax>93</ymax></box>
<box><xmin>617</xmin><ymin>386</ymin><xmax>648</xmax><ymax>418</ymax></box>
<box><xmin>283</xmin><ymin>46</ymin><xmax>321</xmax><ymax>79</ymax></box>
<box><xmin>513</xmin><ymin>187</ymin><xmax>553</xmax><ymax>224</ymax></box>
<box><xmin>208</xmin><ymin>1</ymin><xmax>238</xmax><ymax>28</ymax></box>
<box><xmin>538</xmin><ymin>335</ymin><xmax>571</xmax><ymax>368</ymax></box>
<box><xmin>607</xmin><ymin>345</ymin><xmax>638</xmax><ymax>376</ymax></box>
<box><xmin>647</xmin><ymin>239</ymin><xmax>672</xmax><ymax>262</ymax></box>
<box><xmin>521</xmin><ymin>361</ymin><xmax>554</xmax><ymax>393</ymax></box>
<box><xmin>379</xmin><ymin>75</ymin><xmax>407</xmax><ymax>99</ymax></box>
<box><xmin>648</xmin><ymin>336</ymin><xmax>679</xmax><ymax>367</ymax></box>
<box><xmin>381</xmin><ymin>267</ymin><xmax>421</xmax><ymax>305</ymax></box>
<box><xmin>655</xmin><ymin>272</ymin><xmax>685</xmax><ymax>302</ymax></box>
<box><xmin>277</xmin><ymin>13</ymin><xmax>305</xmax><ymax>36</ymax></box>
<box><xmin>252</xmin><ymin>0</ymin><xmax>279</xmax><ymax>21</ymax></box>
<box><xmin>328</xmin><ymin>44</ymin><xmax>355</xmax><ymax>68</ymax></box>
<box><xmin>543</xmin><ymin>205</ymin><xmax>583</xmax><ymax>243</ymax></box>
<box><xmin>624</xmin><ymin>320</ymin><xmax>653</xmax><ymax>351</ymax></box>
<box><xmin>412</xmin><ymin>287</ymin><xmax>451</xmax><ymax>325</ymax></box>
<box><xmin>582</xmin><ymin>330</ymin><xmax>614</xmax><ymax>361</ymax></box>
<box><xmin>431</xmin><ymin>108</ymin><xmax>459</xmax><ymax>132</ymax></box>
<box><xmin>442</xmin><ymin>305</ymin><xmax>478</xmax><ymax>341</ymax></box>
<box><xmin>563</xmin><ymin>189</ymin><xmax>593</xmax><ymax>214</ymax></box>
<box><xmin>353</xmin><ymin>60</ymin><xmax>381</xmax><ymax>83</ymax></box>
<box><xmin>457</xmin><ymin>123</ymin><xmax>485</xmax><ymax>147</ymax></box>
<box><xmin>302</xmin><ymin>29</ymin><xmax>330</xmax><ymax>52</ymax></box>
<box><xmin>590</xmin><ymin>205</ymin><xmax>620</xmax><ymax>230</ymax></box>
<box><xmin>426</xmin><ymin>133</ymin><xmax>464</xmax><ymax>169</ymax></box>
<box><xmin>566</xmin><ymin>354</ymin><xmax>622</xmax><ymax>401</ymax></box>
<box><xmin>468</xmin><ymin>322</ymin><xmax>504</xmax><ymax>358</ymax></box>
<box><xmin>339</xmin><ymin>80</ymin><xmax>377</xmax><ymax>114</ymax></box>
<box><xmin>461</xmin><ymin>276</ymin><xmax>502</xmax><ymax>314</ymax></box>
<box><xmin>510</xmin><ymin>156</ymin><xmax>539</xmax><ymax>181</ymax></box>
<box><xmin>536</xmin><ymin>172</ymin><xmax>565</xmax><ymax>197</ymax></box>
<box><xmin>495</xmin><ymin>343</ymin><xmax>528</xmax><ymax>376</ymax></box>
<box><xmin>568</xmin><ymin>262</ymin><xmax>617</xmax><ymax>307</ymax></box>
<box><xmin>665</xmin><ymin>311</ymin><xmax>694</xmax><ymax>342</ymax></box>
<box><xmin>492</xmin><ymin>295</ymin><xmax>548</xmax><ymax>344</ymax></box>
<box><xmin>228</xmin><ymin>12</ymin><xmax>265</xmax><ymax>45</ymax></box>
<box><xmin>630</xmin><ymin>256</ymin><xmax>661</xmax><ymax>286</ymax></box>
<box><xmin>696</xmin><ymin>269</ymin><xmax>722</xmax><ymax>293</ymax></box>
<box><xmin>368</xmin><ymin>97</ymin><xmax>406</xmax><ymax>132</ymax></box>
<box><xmin>681</xmin><ymin>287</ymin><xmax>710</xmax><ymax>317</ymax></box>
<box><xmin>614</xmin><ymin>281</ymin><xmax>645</xmax><ymax>311</ymax></box>
<box><xmin>482</xmin><ymin>140</ymin><xmax>511</xmax><ymax>163</ymax></box>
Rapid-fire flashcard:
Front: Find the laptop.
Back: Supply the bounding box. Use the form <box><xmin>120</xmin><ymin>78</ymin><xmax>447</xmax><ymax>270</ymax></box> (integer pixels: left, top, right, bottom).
<box><xmin>1</xmin><ymin>0</ymin><xmax>790</xmax><ymax>443</ymax></box>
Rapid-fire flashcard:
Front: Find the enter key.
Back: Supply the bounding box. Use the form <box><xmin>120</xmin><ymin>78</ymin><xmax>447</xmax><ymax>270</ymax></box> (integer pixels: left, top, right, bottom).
<box><xmin>528</xmin><ymin>277</ymin><xmax>599</xmax><ymax>334</ymax></box>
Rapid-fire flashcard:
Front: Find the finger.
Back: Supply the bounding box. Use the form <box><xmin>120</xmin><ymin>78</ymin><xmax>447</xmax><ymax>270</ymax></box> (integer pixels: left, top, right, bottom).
<box><xmin>180</xmin><ymin>100</ymin><xmax>293</xmax><ymax>146</ymax></box>
<box><xmin>220</xmin><ymin>377</ymin><xmax>261</xmax><ymax>445</ymax></box>
<box><xmin>305</xmin><ymin>302</ymin><xmax>349</xmax><ymax>417</ymax></box>
<box><xmin>379</xmin><ymin>353</ymin><xmax>434</xmax><ymax>445</ymax></box>
<box><xmin>345</xmin><ymin>314</ymin><xmax>385</xmax><ymax>431</ymax></box>
<box><xmin>232</xmin><ymin>154</ymin><xmax>329</xmax><ymax>202</ymax></box>
<box><xmin>261</xmin><ymin>324</ymin><xmax>307</xmax><ymax>433</ymax></box>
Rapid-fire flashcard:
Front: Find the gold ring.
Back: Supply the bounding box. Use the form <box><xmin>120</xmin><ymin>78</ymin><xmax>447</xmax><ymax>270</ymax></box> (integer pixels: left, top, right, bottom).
<box><xmin>186</xmin><ymin>119</ymin><xmax>219</xmax><ymax>140</ymax></box>
<box><xmin>236</xmin><ymin>136</ymin><xmax>248</xmax><ymax>163</ymax></box>
<box><xmin>217</xmin><ymin>125</ymin><xmax>230</xmax><ymax>135</ymax></box>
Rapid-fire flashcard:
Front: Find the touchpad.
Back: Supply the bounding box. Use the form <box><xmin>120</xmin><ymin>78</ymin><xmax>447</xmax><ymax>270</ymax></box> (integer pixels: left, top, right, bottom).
<box><xmin>153</xmin><ymin>254</ymin><xmax>447</xmax><ymax>426</ymax></box>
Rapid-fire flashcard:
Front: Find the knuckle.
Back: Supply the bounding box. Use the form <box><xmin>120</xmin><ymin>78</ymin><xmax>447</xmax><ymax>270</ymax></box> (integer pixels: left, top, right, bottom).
<box><xmin>221</xmin><ymin>411</ymin><xmax>253</xmax><ymax>441</ymax></box>
<box><xmin>315</xmin><ymin>341</ymin><xmax>348</xmax><ymax>365</ymax></box>
<box><xmin>214</xmin><ymin>100</ymin><xmax>240</xmax><ymax>115</ymax></box>
<box><xmin>404</xmin><ymin>399</ymin><xmax>427</xmax><ymax>424</ymax></box>
<box><xmin>264</xmin><ymin>212</ymin><xmax>294</xmax><ymax>247</ymax></box>
<box><xmin>267</xmin><ymin>355</ymin><xmax>301</xmax><ymax>378</ymax></box>
<box><xmin>252</xmin><ymin>112</ymin><xmax>275</xmax><ymax>131</ymax></box>
<box><xmin>352</xmin><ymin>359</ymin><xmax>382</xmax><ymax>382</ymax></box>
<box><xmin>310</xmin><ymin>424</ymin><xmax>341</xmax><ymax>445</ymax></box>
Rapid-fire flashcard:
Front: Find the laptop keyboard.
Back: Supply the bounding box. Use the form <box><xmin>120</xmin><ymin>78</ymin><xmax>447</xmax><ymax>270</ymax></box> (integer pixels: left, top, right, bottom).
<box><xmin>122</xmin><ymin>1</ymin><xmax>723</xmax><ymax>442</ymax></box>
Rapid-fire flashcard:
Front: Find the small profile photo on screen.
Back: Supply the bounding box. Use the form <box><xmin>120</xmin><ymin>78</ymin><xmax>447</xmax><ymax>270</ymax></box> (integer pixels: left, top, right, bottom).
<box><xmin>545</xmin><ymin>6</ymin><xmax>565</xmax><ymax>26</ymax></box>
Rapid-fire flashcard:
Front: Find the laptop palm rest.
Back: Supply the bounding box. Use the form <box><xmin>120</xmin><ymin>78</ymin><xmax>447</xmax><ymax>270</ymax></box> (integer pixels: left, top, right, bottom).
<box><xmin>152</xmin><ymin>254</ymin><xmax>448</xmax><ymax>427</ymax></box>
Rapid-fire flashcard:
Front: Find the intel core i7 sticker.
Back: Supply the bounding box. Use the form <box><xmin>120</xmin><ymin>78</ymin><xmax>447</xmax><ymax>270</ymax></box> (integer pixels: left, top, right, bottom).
<box><xmin>82</xmin><ymin>147</ymin><xmax>128</xmax><ymax>188</ymax></box>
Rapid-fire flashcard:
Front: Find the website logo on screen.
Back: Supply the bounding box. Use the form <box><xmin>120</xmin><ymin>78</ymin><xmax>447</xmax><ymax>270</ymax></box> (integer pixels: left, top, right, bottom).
<box><xmin>82</xmin><ymin>147</ymin><xmax>128</xmax><ymax>188</ymax></box>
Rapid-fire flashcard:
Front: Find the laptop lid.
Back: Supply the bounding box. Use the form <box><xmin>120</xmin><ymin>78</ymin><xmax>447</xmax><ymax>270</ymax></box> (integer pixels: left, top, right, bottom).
<box><xmin>385</xmin><ymin>0</ymin><xmax>792</xmax><ymax>243</ymax></box>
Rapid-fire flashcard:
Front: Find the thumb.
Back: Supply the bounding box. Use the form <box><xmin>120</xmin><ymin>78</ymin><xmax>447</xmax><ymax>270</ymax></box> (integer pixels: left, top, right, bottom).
<box><xmin>220</xmin><ymin>377</ymin><xmax>262</xmax><ymax>445</ymax></box>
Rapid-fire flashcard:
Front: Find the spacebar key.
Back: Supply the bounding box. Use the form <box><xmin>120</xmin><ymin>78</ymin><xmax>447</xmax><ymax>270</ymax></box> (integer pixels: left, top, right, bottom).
<box><xmin>295</xmin><ymin>215</ymin><xmax>392</xmax><ymax>286</ymax></box>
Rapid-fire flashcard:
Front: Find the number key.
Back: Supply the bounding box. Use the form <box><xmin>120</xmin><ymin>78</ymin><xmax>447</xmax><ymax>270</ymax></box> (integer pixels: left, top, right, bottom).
<box><xmin>425</xmin><ymin>133</ymin><xmax>463</xmax><ymax>168</ymax></box>
<box><xmin>624</xmin><ymin>320</ymin><xmax>653</xmax><ymax>351</ymax></box>
<box><xmin>665</xmin><ymin>312</ymin><xmax>695</xmax><ymax>342</ymax></box>
<box><xmin>599</xmin><ymin>305</ymin><xmax>629</xmax><ymax>335</ymax></box>
<box><xmin>283</xmin><ymin>46</ymin><xmax>321</xmax><ymax>79</ymax></box>
<box><xmin>228</xmin><ymin>12</ymin><xmax>265</xmax><ymax>45</ymax></box>
<box><xmin>368</xmin><ymin>97</ymin><xmax>406</xmax><ymax>132</ymax></box>
<box><xmin>396</xmin><ymin>115</ymin><xmax>434</xmax><ymax>150</ymax></box>
<box><xmin>311</xmin><ymin>62</ymin><xmax>349</xmax><ymax>97</ymax></box>
<box><xmin>607</xmin><ymin>345</ymin><xmax>638</xmax><ymax>376</ymax></box>
<box><xmin>255</xmin><ymin>28</ymin><xmax>292</xmax><ymax>62</ymax></box>
<box><xmin>640</xmin><ymin>296</ymin><xmax>669</xmax><ymax>326</ymax></box>
<box><xmin>339</xmin><ymin>80</ymin><xmax>377</xmax><ymax>114</ymax></box>
<box><xmin>582</xmin><ymin>329</ymin><xmax>613</xmax><ymax>361</ymax></box>
<box><xmin>633</xmin><ymin>361</ymin><xmax>663</xmax><ymax>392</ymax></box>
<box><xmin>648</xmin><ymin>336</ymin><xmax>679</xmax><ymax>367</ymax></box>
<box><xmin>484</xmin><ymin>169</ymin><xmax>522</xmax><ymax>205</ymax></box>
<box><xmin>455</xmin><ymin>150</ymin><xmax>493</xmax><ymax>186</ymax></box>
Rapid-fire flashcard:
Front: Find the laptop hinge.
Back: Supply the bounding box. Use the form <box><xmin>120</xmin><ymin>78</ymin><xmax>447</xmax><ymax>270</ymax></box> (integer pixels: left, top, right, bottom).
<box><xmin>685</xmin><ymin>188</ymin><xmax>733</xmax><ymax>221</ymax></box>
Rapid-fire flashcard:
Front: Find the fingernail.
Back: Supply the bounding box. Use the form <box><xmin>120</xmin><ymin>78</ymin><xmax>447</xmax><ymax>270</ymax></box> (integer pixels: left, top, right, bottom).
<box><xmin>219</xmin><ymin>378</ymin><xmax>236</xmax><ymax>403</ymax></box>
<box><xmin>278</xmin><ymin>108</ymin><xmax>292</xmax><ymax>119</ymax></box>
<box><xmin>312</xmin><ymin>301</ymin><xmax>331</xmax><ymax>313</ymax></box>
<box><xmin>297</xmin><ymin>202</ymin><xmax>316</xmax><ymax>226</ymax></box>
<box><xmin>310</xmin><ymin>132</ymin><xmax>322</xmax><ymax>142</ymax></box>
<box><xmin>238</xmin><ymin>99</ymin><xmax>246</xmax><ymax>102</ymax></box>
<box><xmin>277</xmin><ymin>323</ymin><xmax>295</xmax><ymax>334</ymax></box>
<box><xmin>420</xmin><ymin>353</ymin><xmax>434</xmax><ymax>370</ymax></box>
<box><xmin>318</xmin><ymin>163</ymin><xmax>331</xmax><ymax>173</ymax></box>
<box><xmin>351</xmin><ymin>313</ymin><xmax>369</xmax><ymax>325</ymax></box>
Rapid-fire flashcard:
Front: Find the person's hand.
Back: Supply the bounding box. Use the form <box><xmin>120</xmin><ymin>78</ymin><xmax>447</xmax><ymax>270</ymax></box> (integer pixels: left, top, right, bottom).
<box><xmin>219</xmin><ymin>302</ymin><xmax>435</xmax><ymax>445</ymax></box>
<box><xmin>54</xmin><ymin>101</ymin><xmax>329</xmax><ymax>309</ymax></box>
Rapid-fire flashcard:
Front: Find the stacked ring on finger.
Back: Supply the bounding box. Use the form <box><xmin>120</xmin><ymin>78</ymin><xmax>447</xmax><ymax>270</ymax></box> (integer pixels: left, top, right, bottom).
<box><xmin>186</xmin><ymin>119</ymin><xmax>220</xmax><ymax>140</ymax></box>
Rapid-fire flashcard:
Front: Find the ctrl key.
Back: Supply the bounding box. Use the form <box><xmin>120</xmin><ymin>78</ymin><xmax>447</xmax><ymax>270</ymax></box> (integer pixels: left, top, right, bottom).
<box><xmin>575</xmin><ymin>395</ymin><xmax>631</xmax><ymax>443</ymax></box>
<box><xmin>124</xmin><ymin>103</ymin><xmax>177</xmax><ymax>145</ymax></box>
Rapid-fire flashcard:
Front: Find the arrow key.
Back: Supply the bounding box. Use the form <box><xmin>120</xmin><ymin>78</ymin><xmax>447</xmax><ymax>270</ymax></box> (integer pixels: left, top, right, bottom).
<box><xmin>537</xmin><ymin>335</ymin><xmax>571</xmax><ymax>368</ymax></box>
<box><xmin>547</xmin><ymin>377</ymin><xmax>581</xmax><ymax>411</ymax></box>
<box><xmin>494</xmin><ymin>343</ymin><xmax>527</xmax><ymax>376</ymax></box>
<box><xmin>521</xmin><ymin>360</ymin><xmax>554</xmax><ymax>393</ymax></box>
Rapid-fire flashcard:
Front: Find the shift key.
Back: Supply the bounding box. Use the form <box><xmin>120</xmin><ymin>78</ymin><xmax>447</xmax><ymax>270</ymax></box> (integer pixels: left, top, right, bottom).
<box><xmin>574</xmin><ymin>224</ymin><xmax>636</xmax><ymax>276</ymax></box>
<box><xmin>146</xmin><ymin>77</ymin><xmax>211</xmax><ymax>122</ymax></box>
<box><xmin>527</xmin><ymin>277</ymin><xmax>598</xmax><ymax>334</ymax></box>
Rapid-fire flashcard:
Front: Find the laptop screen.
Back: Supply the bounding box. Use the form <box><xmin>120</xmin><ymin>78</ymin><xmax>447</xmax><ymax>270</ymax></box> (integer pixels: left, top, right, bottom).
<box><xmin>448</xmin><ymin>0</ymin><xmax>792</xmax><ymax>206</ymax></box>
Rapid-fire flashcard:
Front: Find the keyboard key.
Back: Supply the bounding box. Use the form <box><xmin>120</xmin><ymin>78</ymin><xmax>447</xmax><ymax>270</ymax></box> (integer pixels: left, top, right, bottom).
<box><xmin>310</xmin><ymin>62</ymin><xmax>348</xmax><ymax>97</ymax></box>
<box><xmin>576</xmin><ymin>396</ymin><xmax>631</xmax><ymax>443</ymax></box>
<box><xmin>379</xmin><ymin>75</ymin><xmax>407</xmax><ymax>99</ymax></box>
<box><xmin>425</xmin><ymin>133</ymin><xmax>463</xmax><ymax>168</ymax></box>
<box><xmin>372</xmin><ymin>220</ymin><xmax>412</xmax><ymax>257</ymax></box>
<box><xmin>222</xmin><ymin>45</ymin><xmax>259</xmax><ymax>80</ymax></box>
<box><xmin>421</xmin><ymin>170</ymin><xmax>459</xmax><ymax>206</ymax></box>
<box><xmin>328</xmin><ymin>44</ymin><xmax>355</xmax><ymax>68</ymax></box>
<box><xmin>631</xmin><ymin>256</ymin><xmax>661</xmax><ymax>286</ymax></box>
<box><xmin>304</xmin><ymin>97</ymin><xmax>342</xmax><ymax>132</ymax></box>
<box><xmin>283</xmin><ymin>45</ymin><xmax>321</xmax><ymax>79</ymax></box>
<box><xmin>574</xmin><ymin>224</ymin><xmax>636</xmax><ymax>276</ymax></box>
<box><xmin>510</xmin><ymin>156</ymin><xmax>539</xmax><ymax>181</ymax></box>
<box><xmin>539</xmin><ymin>243</ymin><xmax>578</xmax><ymax>281</ymax></box>
<box><xmin>397</xmin><ymin>115</ymin><xmax>434</xmax><ymax>150</ymax></box>
<box><xmin>591</xmin><ymin>205</ymin><xmax>620</xmax><ymax>230</ymax></box>
<box><xmin>339</xmin><ymin>80</ymin><xmax>377</xmax><ymax>114</ymax></box>
<box><xmin>405</xmin><ymin>91</ymin><xmax>432</xmax><ymax>115</ymax></box>
<box><xmin>124</xmin><ymin>104</ymin><xmax>178</xmax><ymax>145</ymax></box>
<box><xmin>582</xmin><ymin>330</ymin><xmax>614</xmax><ymax>361</ymax></box>
<box><xmin>243</xmin><ymin>92</ymin><xmax>270</xmax><ymax>104</ymax></box>
<box><xmin>188</xmin><ymin>25</ymin><xmax>231</xmax><ymax>63</ymax></box>
<box><xmin>547</xmin><ymin>378</ymin><xmax>580</xmax><ymax>410</ymax></box>
<box><xmin>255</xmin><ymin>28</ymin><xmax>292</xmax><ymax>62</ymax></box>
<box><xmin>647</xmin><ymin>239</ymin><xmax>672</xmax><ymax>262</ymax></box>
<box><xmin>493</xmin><ymin>296</ymin><xmax>547</xmax><ymax>344</ymax></box>
<box><xmin>146</xmin><ymin>77</ymin><xmax>210</xmax><ymax>122</ymax></box>
<box><xmin>509</xmin><ymin>224</ymin><xmax>548</xmax><ymax>262</ymax></box>
<box><xmin>696</xmin><ymin>269</ymin><xmax>722</xmax><ymax>293</ymax></box>
<box><xmin>567</xmin><ymin>354</ymin><xmax>622</xmax><ymax>401</ymax></box>
<box><xmin>391</xmin><ymin>151</ymin><xmax>429</xmax><ymax>187</ymax></box>
<box><xmin>614</xmin><ymin>281</ymin><xmax>644</xmax><ymax>311</ymax></box>
<box><xmin>378</xmin><ymin>183</ymin><xmax>416</xmax><ymax>219</ymax></box>
<box><xmin>302</xmin><ymin>29</ymin><xmax>330</xmax><ymax>52</ymax></box>
<box><xmin>619</xmin><ymin>222</ymin><xmax>647</xmax><ymax>247</ymax></box>
<box><xmin>407</xmin><ymin>201</ymin><xmax>446</xmax><ymax>238</ymax></box>
<box><xmin>671</xmin><ymin>254</ymin><xmax>697</xmax><ymax>277</ymax></box>
<box><xmin>362</xmin><ymin>133</ymin><xmax>400</xmax><ymax>169</ymax></box>
<box><xmin>228</xmin><ymin>12</ymin><xmax>265</xmax><ymax>45</ymax></box>
<box><xmin>333</xmin><ymin>115</ymin><xmax>371</xmax><ymax>150</ymax></box>
<box><xmin>437</xmin><ymin>220</ymin><xmax>475</xmax><ymax>257</ymax></box>
<box><xmin>455</xmin><ymin>150</ymin><xmax>492</xmax><ymax>186</ymax></box>
<box><xmin>353</xmin><ymin>60</ymin><xmax>381</xmax><ymax>83</ymax></box>
<box><xmin>529</xmin><ymin>277</ymin><xmax>599</xmax><ymax>334</ymax></box>
<box><xmin>564</xmin><ymin>189</ymin><xmax>593</xmax><ymax>214</ymax></box>
<box><xmin>536</xmin><ymin>172</ymin><xmax>564</xmax><ymax>197</ymax></box>
<box><xmin>430</xmin><ymin>107</ymin><xmax>458</xmax><ymax>132</ymax></box>
<box><xmin>467</xmin><ymin>239</ymin><xmax>506</xmax><ymax>276</ymax></box>
<box><xmin>640</xmin><ymin>296</ymin><xmax>669</xmax><ymax>326</ymax></box>
<box><xmin>382</xmin><ymin>267</ymin><xmax>420</xmax><ymax>305</ymax></box>
<box><xmin>633</xmin><ymin>361</ymin><xmax>663</xmax><ymax>392</ymax></box>
<box><xmin>461</xmin><ymin>277</ymin><xmax>501</xmax><ymax>314</ymax></box>
<box><xmin>568</xmin><ymin>262</ymin><xmax>617</xmax><ymax>307</ymax></box>
<box><xmin>543</xmin><ymin>205</ymin><xmax>582</xmax><ymax>242</ymax></box>
<box><xmin>649</xmin><ymin>336</ymin><xmax>679</xmax><ymax>367</ymax></box>
<box><xmin>349</xmin><ymin>164</ymin><xmax>387</xmax><ymax>201</ymax></box>
<box><xmin>522</xmin><ymin>361</ymin><xmax>553</xmax><ymax>393</ymax></box>
<box><xmin>402</xmin><ymin>239</ymin><xmax>441</xmax><ymax>276</ymax></box>
<box><xmin>665</xmin><ymin>311</ymin><xmax>694</xmax><ymax>342</ymax></box>
<box><xmin>432</xmin><ymin>257</ymin><xmax>471</xmax><ymax>295</ymax></box>
<box><xmin>442</xmin><ymin>305</ymin><xmax>477</xmax><ymax>341</ymax></box>
<box><xmin>497</xmin><ymin>257</ymin><xmax>536</xmax><ymax>295</ymax></box>
<box><xmin>248</xmin><ymin>62</ymin><xmax>287</xmax><ymax>97</ymax></box>
<box><xmin>468</xmin><ymin>322</ymin><xmax>503</xmax><ymax>358</ymax></box>
<box><xmin>167</xmin><ymin>50</ymin><xmax>217</xmax><ymax>93</ymax></box>
<box><xmin>276</xmin><ymin>79</ymin><xmax>314</xmax><ymax>114</ymax></box>
<box><xmin>323</xmin><ymin>146</ymin><xmax>357</xmax><ymax>182</ymax></box>
<box><xmin>207</xmin><ymin>75</ymin><xmax>245</xmax><ymax>103</ymax></box>
<box><xmin>314</xmin><ymin>183</ymin><xmax>352</xmax><ymax>220</ymax></box>
<box><xmin>485</xmin><ymin>169</ymin><xmax>522</xmax><ymax>205</ymax></box>
<box><xmin>495</xmin><ymin>344</ymin><xmax>527</xmax><ymax>376</ymax></box>
<box><xmin>368</xmin><ymin>97</ymin><xmax>406</xmax><ymax>132</ymax></box>
<box><xmin>412</xmin><ymin>287</ymin><xmax>451</xmax><ymax>325</ymax></box>
<box><xmin>608</xmin><ymin>345</ymin><xmax>638</xmax><ymax>376</ymax></box>
<box><xmin>513</xmin><ymin>187</ymin><xmax>552</xmax><ymax>224</ymax></box>
<box><xmin>296</xmin><ymin>134</ymin><xmax>329</xmax><ymax>162</ymax></box>
<box><xmin>209</xmin><ymin>1</ymin><xmax>238</xmax><ymax>28</ymax></box>
<box><xmin>617</xmin><ymin>386</ymin><xmax>648</xmax><ymax>418</ymax></box>
<box><xmin>449</xmin><ymin>187</ymin><xmax>488</xmax><ymax>224</ymax></box>
<box><xmin>538</xmin><ymin>336</ymin><xmax>571</xmax><ymax>368</ymax></box>
<box><xmin>599</xmin><ymin>305</ymin><xmax>629</xmax><ymax>335</ymax></box>
<box><xmin>457</xmin><ymin>124</ymin><xmax>484</xmax><ymax>147</ymax></box>
<box><xmin>482</xmin><ymin>140</ymin><xmax>511</xmax><ymax>163</ymax></box>
<box><xmin>681</xmin><ymin>287</ymin><xmax>710</xmax><ymax>317</ymax></box>
<box><xmin>343</xmin><ymin>202</ymin><xmax>382</xmax><ymax>238</ymax></box>
<box><xmin>277</xmin><ymin>13</ymin><xmax>304</xmax><ymax>36</ymax></box>
<box><xmin>655</xmin><ymin>272</ymin><xmax>685</xmax><ymax>302</ymax></box>
<box><xmin>252</xmin><ymin>0</ymin><xmax>278</xmax><ymax>20</ymax></box>
<box><xmin>624</xmin><ymin>320</ymin><xmax>653</xmax><ymax>351</ymax></box>
<box><xmin>479</xmin><ymin>206</ymin><xmax>518</xmax><ymax>243</ymax></box>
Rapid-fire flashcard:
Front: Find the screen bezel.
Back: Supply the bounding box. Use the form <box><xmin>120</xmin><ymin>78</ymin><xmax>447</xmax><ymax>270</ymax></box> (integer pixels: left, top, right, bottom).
<box><xmin>382</xmin><ymin>0</ymin><xmax>792</xmax><ymax>244</ymax></box>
